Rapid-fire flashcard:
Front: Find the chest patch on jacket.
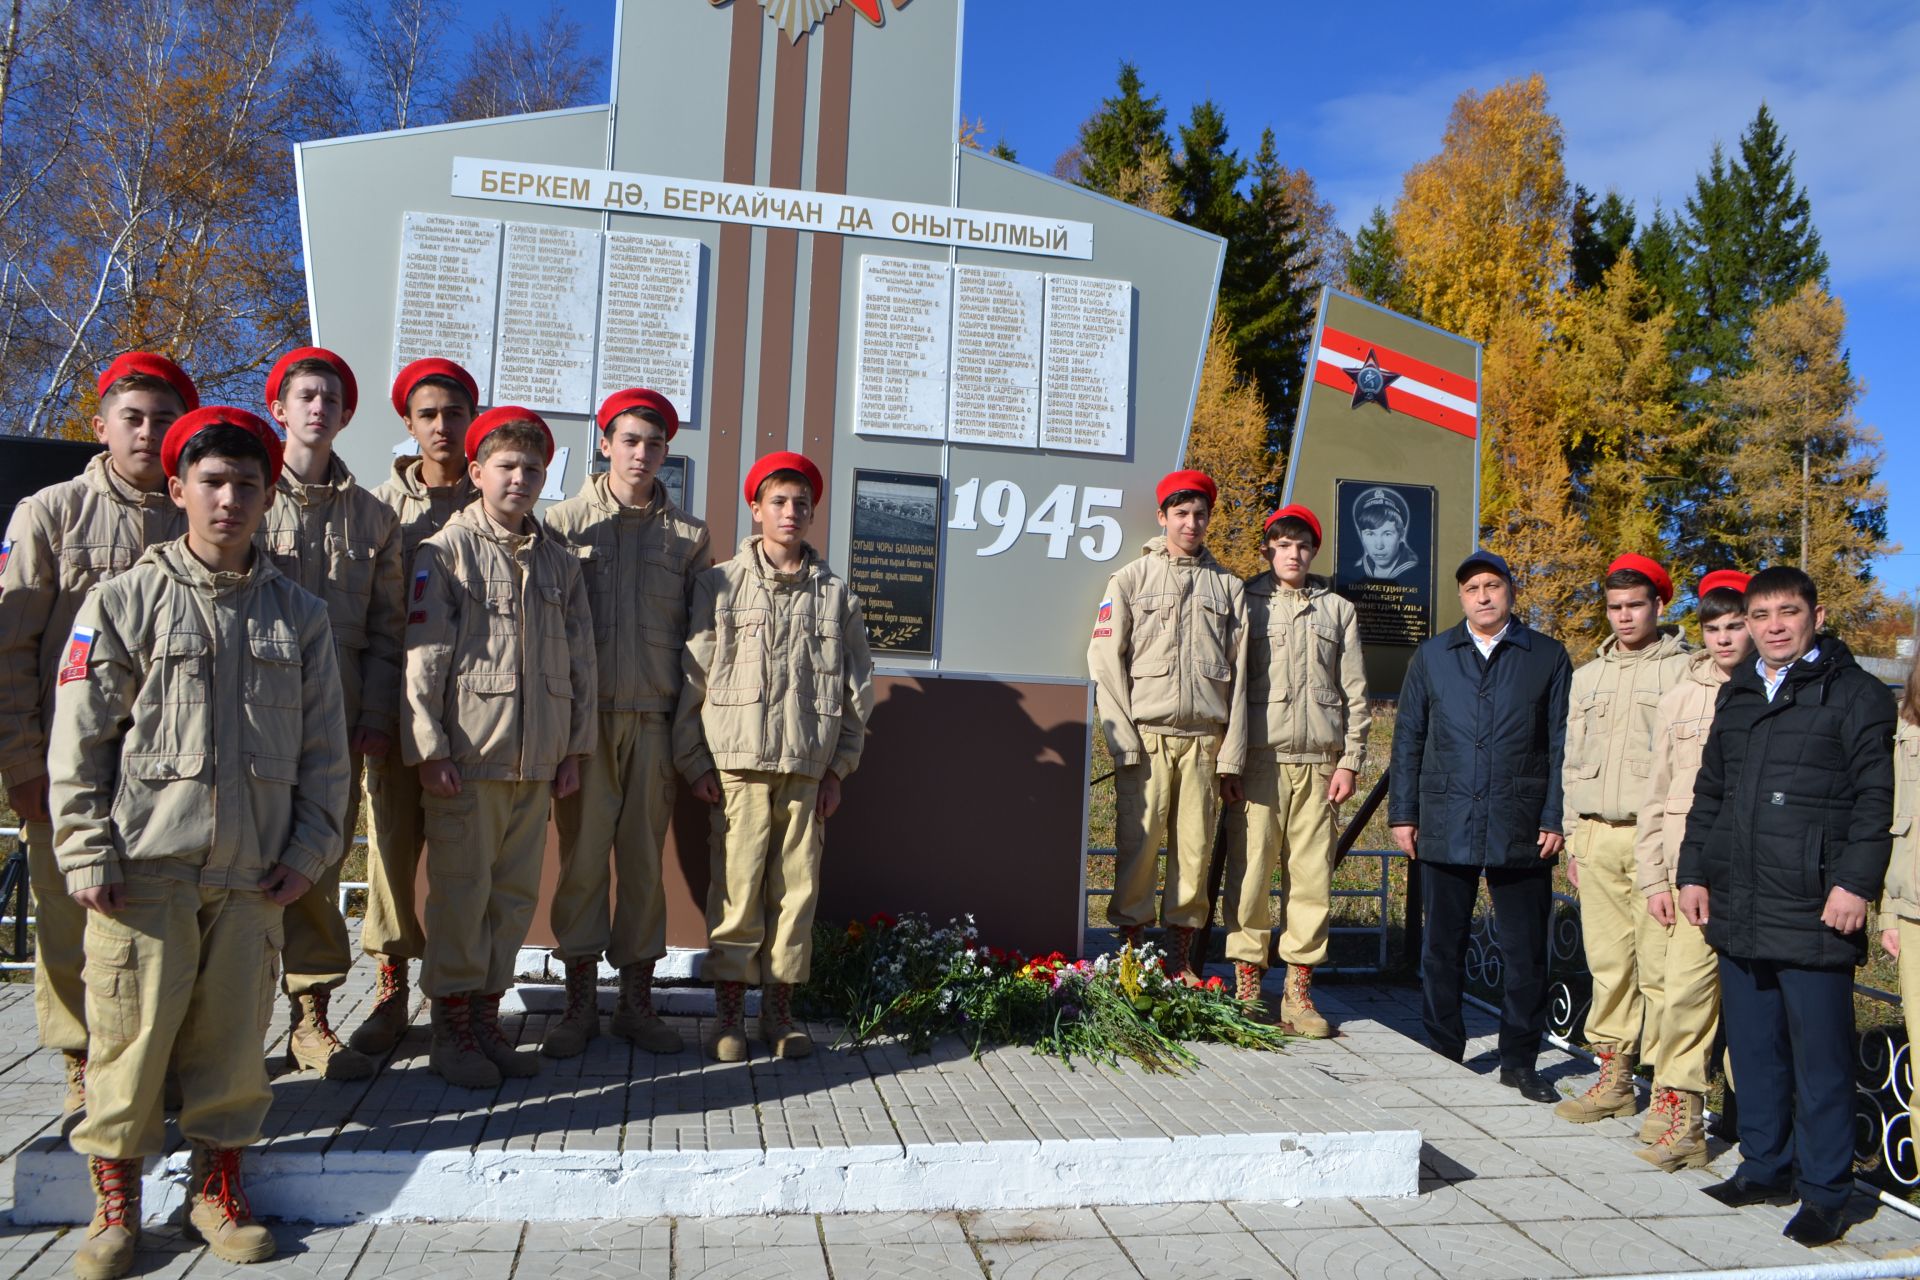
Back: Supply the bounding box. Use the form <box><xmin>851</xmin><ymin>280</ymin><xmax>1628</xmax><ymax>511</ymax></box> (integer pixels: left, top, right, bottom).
<box><xmin>58</xmin><ymin>626</ymin><xmax>96</xmax><ymax>684</ymax></box>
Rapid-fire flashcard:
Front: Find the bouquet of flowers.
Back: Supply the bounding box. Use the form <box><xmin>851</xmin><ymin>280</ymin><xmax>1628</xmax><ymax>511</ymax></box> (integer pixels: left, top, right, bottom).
<box><xmin>798</xmin><ymin>912</ymin><xmax>1287</xmax><ymax>1073</ymax></box>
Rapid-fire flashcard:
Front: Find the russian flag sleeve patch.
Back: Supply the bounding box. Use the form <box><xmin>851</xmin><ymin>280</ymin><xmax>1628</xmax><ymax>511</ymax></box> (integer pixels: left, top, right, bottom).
<box><xmin>58</xmin><ymin>626</ymin><xmax>97</xmax><ymax>685</ymax></box>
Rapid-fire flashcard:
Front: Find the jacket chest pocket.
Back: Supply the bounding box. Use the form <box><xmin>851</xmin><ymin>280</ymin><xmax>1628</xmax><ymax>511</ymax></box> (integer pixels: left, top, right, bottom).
<box><xmin>537</xmin><ymin>584</ymin><xmax>568</xmax><ymax>639</ymax></box>
<box><xmin>152</xmin><ymin>630</ymin><xmax>210</xmax><ymax>710</ymax></box>
<box><xmin>641</xmin><ymin>547</ymin><xmax>687</xmax><ymax>602</ymax></box>
<box><xmin>1901</xmin><ymin>737</ymin><xmax>1920</xmax><ymax>784</ymax></box>
<box><xmin>1674</xmin><ymin>720</ymin><xmax>1706</xmax><ymax>771</ymax></box>
<box><xmin>471</xmin><ymin>579</ymin><xmax>518</xmax><ymax>635</ymax></box>
<box><xmin>59</xmin><ymin>544</ymin><xmax>132</xmax><ymax>595</ymax></box>
<box><xmin>718</xmin><ymin>607</ymin><xmax>769</xmax><ymax>669</ymax></box>
<box><xmin>1625</xmin><ymin>690</ymin><xmax>1664</xmax><ymax>776</ymax></box>
<box><xmin>1196</xmin><ymin>590</ymin><xmax>1234</xmax><ymax>655</ymax></box>
<box><xmin>243</xmin><ymin>625</ymin><xmax>304</xmax><ymax>751</ymax></box>
<box><xmin>1131</xmin><ymin>592</ymin><xmax>1179</xmax><ymax>665</ymax></box>
<box><xmin>328</xmin><ymin>535</ymin><xmax>378</xmax><ymax>602</ymax></box>
<box><xmin>806</xmin><ymin>612</ymin><xmax>843</xmax><ymax>676</ymax></box>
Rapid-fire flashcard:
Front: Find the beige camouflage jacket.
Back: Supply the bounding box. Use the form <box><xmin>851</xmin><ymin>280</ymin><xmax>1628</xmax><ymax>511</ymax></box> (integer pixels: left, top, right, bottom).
<box><xmin>1087</xmin><ymin>536</ymin><xmax>1248</xmax><ymax>774</ymax></box>
<box><xmin>1564</xmin><ymin>629</ymin><xmax>1693</xmax><ymax>827</ymax></box>
<box><xmin>1878</xmin><ymin>719</ymin><xmax>1920</xmax><ymax>929</ymax></box>
<box><xmin>1632</xmin><ymin>649</ymin><xmax>1728</xmax><ymax>894</ymax></box>
<box><xmin>259</xmin><ymin>453</ymin><xmax>405</xmax><ymax>734</ymax></box>
<box><xmin>545</xmin><ymin>474</ymin><xmax>711</xmax><ymax>714</ymax></box>
<box><xmin>47</xmin><ymin>539</ymin><xmax>349</xmax><ymax>891</ymax></box>
<box><xmin>0</xmin><ymin>453</ymin><xmax>184</xmax><ymax>791</ymax></box>
<box><xmin>1243</xmin><ymin>574</ymin><xmax>1370</xmax><ymax>773</ymax></box>
<box><xmin>401</xmin><ymin>504</ymin><xmax>597</xmax><ymax>781</ymax></box>
<box><xmin>674</xmin><ymin>537</ymin><xmax>875</xmax><ymax>783</ymax></box>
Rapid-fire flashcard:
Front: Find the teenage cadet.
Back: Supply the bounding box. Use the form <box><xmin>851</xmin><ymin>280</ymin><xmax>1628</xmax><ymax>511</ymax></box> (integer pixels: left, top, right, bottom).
<box><xmin>676</xmin><ymin>451</ymin><xmax>875</xmax><ymax>1063</ymax></box>
<box><xmin>1220</xmin><ymin>504</ymin><xmax>1368</xmax><ymax>1033</ymax></box>
<box><xmin>348</xmin><ymin>358</ymin><xmax>480</xmax><ymax>1056</ymax></box>
<box><xmin>1087</xmin><ymin>470</ymin><xmax>1249</xmax><ymax>982</ymax></box>
<box><xmin>403</xmin><ymin>407</ymin><xmax>596</xmax><ymax>1088</ymax></box>
<box><xmin>1632</xmin><ymin>570</ymin><xmax>1750</xmax><ymax>1170</ymax></box>
<box><xmin>1878</xmin><ymin>649</ymin><xmax>1920</xmax><ymax>1162</ymax></box>
<box><xmin>260</xmin><ymin>348</ymin><xmax>404</xmax><ymax>1081</ymax></box>
<box><xmin>0</xmin><ymin>352</ymin><xmax>196</xmax><ymax>1119</ymax></box>
<box><xmin>543</xmin><ymin>388</ymin><xmax>710</xmax><ymax>1058</ymax></box>
<box><xmin>49</xmin><ymin>407</ymin><xmax>349</xmax><ymax>1277</ymax></box>
<box><xmin>1556</xmin><ymin>554</ymin><xmax>1693</xmax><ymax>1125</ymax></box>
<box><xmin>1679</xmin><ymin>566</ymin><xmax>1894</xmax><ymax>1247</ymax></box>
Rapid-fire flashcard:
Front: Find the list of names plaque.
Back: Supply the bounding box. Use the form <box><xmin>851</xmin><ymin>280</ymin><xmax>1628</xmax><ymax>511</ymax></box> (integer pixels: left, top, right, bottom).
<box><xmin>1039</xmin><ymin>274</ymin><xmax>1132</xmax><ymax>456</ymax></box>
<box><xmin>948</xmin><ymin>265</ymin><xmax>1042</xmax><ymax>449</ymax></box>
<box><xmin>391</xmin><ymin>212</ymin><xmax>502</xmax><ymax>402</ymax></box>
<box><xmin>492</xmin><ymin>222</ymin><xmax>602</xmax><ymax>413</ymax></box>
<box><xmin>596</xmin><ymin>232</ymin><xmax>701</xmax><ymax>423</ymax></box>
<box><xmin>853</xmin><ymin>255</ymin><xmax>951</xmax><ymax>441</ymax></box>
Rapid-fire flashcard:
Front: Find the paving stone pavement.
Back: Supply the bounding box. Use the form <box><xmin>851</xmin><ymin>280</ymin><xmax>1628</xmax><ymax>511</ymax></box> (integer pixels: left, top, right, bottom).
<box><xmin>7</xmin><ymin>955</ymin><xmax>1920</xmax><ymax>1276</ymax></box>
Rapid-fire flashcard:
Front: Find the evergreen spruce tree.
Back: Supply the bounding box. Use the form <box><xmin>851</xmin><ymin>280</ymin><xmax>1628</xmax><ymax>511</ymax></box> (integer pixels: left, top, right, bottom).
<box><xmin>1070</xmin><ymin>62</ymin><xmax>1170</xmax><ymax>199</ymax></box>
<box><xmin>1346</xmin><ymin>205</ymin><xmax>1404</xmax><ymax>309</ymax></box>
<box><xmin>1569</xmin><ymin>186</ymin><xmax>1636</xmax><ymax>291</ymax></box>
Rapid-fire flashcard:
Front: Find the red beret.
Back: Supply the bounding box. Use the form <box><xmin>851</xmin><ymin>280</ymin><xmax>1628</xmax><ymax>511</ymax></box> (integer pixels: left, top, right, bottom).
<box><xmin>597</xmin><ymin>388</ymin><xmax>678</xmax><ymax>439</ymax></box>
<box><xmin>1156</xmin><ymin>470</ymin><xmax>1216</xmax><ymax>508</ymax></box>
<box><xmin>266</xmin><ymin>347</ymin><xmax>358</xmax><ymax>419</ymax></box>
<box><xmin>1698</xmin><ymin>570</ymin><xmax>1751</xmax><ymax>599</ymax></box>
<box><xmin>391</xmin><ymin>358</ymin><xmax>478</xmax><ymax>419</ymax></box>
<box><xmin>1263</xmin><ymin>503</ymin><xmax>1323</xmax><ymax>543</ymax></box>
<box><xmin>161</xmin><ymin>406</ymin><xmax>284</xmax><ymax>486</ymax></box>
<box><xmin>98</xmin><ymin>352</ymin><xmax>199</xmax><ymax>413</ymax></box>
<box><xmin>744</xmin><ymin>451</ymin><xmax>823</xmax><ymax>505</ymax></box>
<box><xmin>465</xmin><ymin>406</ymin><xmax>554</xmax><ymax>463</ymax></box>
<box><xmin>1607</xmin><ymin>553</ymin><xmax>1673</xmax><ymax>605</ymax></box>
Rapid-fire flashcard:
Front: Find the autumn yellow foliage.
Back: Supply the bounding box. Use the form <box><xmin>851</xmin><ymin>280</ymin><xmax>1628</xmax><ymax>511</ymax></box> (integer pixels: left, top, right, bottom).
<box><xmin>1394</xmin><ymin>73</ymin><xmax>1570</xmax><ymax>343</ymax></box>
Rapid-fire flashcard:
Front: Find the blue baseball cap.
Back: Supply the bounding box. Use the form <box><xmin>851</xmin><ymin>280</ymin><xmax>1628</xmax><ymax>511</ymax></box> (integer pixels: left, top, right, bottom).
<box><xmin>1455</xmin><ymin>548</ymin><xmax>1513</xmax><ymax>583</ymax></box>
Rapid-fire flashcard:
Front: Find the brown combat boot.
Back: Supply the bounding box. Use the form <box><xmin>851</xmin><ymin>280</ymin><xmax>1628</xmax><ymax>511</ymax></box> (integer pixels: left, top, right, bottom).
<box><xmin>1639</xmin><ymin>1084</ymin><xmax>1677</xmax><ymax>1144</ymax></box>
<box><xmin>347</xmin><ymin>960</ymin><xmax>411</xmax><ymax>1056</ymax></box>
<box><xmin>183</xmin><ymin>1146</ymin><xmax>275</xmax><ymax>1264</ymax></box>
<box><xmin>428</xmin><ymin>995</ymin><xmax>502</xmax><ymax>1090</ymax></box>
<box><xmin>1554</xmin><ymin>1044</ymin><xmax>1639</xmax><ymax>1123</ymax></box>
<box><xmin>541</xmin><ymin>958</ymin><xmax>602</xmax><ymax>1059</ymax></box>
<box><xmin>287</xmin><ymin>992</ymin><xmax>376</xmax><ymax>1080</ymax></box>
<box><xmin>760</xmin><ymin>983</ymin><xmax>811</xmax><ymax>1059</ymax></box>
<box><xmin>1636</xmin><ymin>1089</ymin><xmax>1710</xmax><ymax>1171</ymax></box>
<box><xmin>1280</xmin><ymin>965</ymin><xmax>1333</xmax><ymax>1038</ymax></box>
<box><xmin>708</xmin><ymin>981</ymin><xmax>748</xmax><ymax>1062</ymax></box>
<box><xmin>472</xmin><ymin>992</ymin><xmax>540</xmax><ymax>1078</ymax></box>
<box><xmin>1233</xmin><ymin>961</ymin><xmax>1267</xmax><ymax>1014</ymax></box>
<box><xmin>611</xmin><ymin>961</ymin><xmax>683</xmax><ymax>1054</ymax></box>
<box><xmin>1162</xmin><ymin>926</ymin><xmax>1197</xmax><ymax>985</ymax></box>
<box><xmin>62</xmin><ymin>1051</ymin><xmax>87</xmax><ymax>1116</ymax></box>
<box><xmin>73</xmin><ymin>1156</ymin><xmax>140</xmax><ymax>1280</ymax></box>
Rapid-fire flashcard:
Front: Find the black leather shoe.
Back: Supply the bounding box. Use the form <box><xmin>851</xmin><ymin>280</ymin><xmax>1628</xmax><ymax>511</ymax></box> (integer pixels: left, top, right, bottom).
<box><xmin>1782</xmin><ymin>1203</ymin><xmax>1847</xmax><ymax>1246</ymax></box>
<box><xmin>1702</xmin><ymin>1174</ymin><xmax>1797</xmax><ymax>1208</ymax></box>
<box><xmin>1497</xmin><ymin>1066</ymin><xmax>1558</xmax><ymax>1104</ymax></box>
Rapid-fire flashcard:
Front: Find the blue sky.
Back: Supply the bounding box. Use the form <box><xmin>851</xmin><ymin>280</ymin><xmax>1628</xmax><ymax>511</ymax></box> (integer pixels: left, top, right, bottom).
<box><xmin>332</xmin><ymin>0</ymin><xmax>1920</xmax><ymax>591</ymax></box>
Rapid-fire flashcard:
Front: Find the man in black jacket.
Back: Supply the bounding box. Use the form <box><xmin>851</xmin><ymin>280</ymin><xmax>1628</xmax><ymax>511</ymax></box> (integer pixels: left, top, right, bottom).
<box><xmin>1677</xmin><ymin>565</ymin><xmax>1894</xmax><ymax>1246</ymax></box>
<box><xmin>1391</xmin><ymin>550</ymin><xmax>1573</xmax><ymax>1103</ymax></box>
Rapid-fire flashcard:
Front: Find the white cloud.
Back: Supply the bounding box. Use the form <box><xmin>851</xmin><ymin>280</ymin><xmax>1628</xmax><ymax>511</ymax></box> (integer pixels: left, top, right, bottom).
<box><xmin>1309</xmin><ymin>2</ymin><xmax>1920</xmax><ymax>294</ymax></box>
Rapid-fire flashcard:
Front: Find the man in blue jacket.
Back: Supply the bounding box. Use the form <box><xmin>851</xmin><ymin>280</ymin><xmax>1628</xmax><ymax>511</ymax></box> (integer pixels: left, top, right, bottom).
<box><xmin>1391</xmin><ymin>550</ymin><xmax>1572</xmax><ymax>1103</ymax></box>
<box><xmin>1677</xmin><ymin>565</ymin><xmax>1894</xmax><ymax>1247</ymax></box>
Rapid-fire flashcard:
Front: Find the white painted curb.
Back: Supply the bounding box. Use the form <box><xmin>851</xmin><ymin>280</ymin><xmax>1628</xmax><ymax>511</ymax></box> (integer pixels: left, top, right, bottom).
<box><xmin>11</xmin><ymin>1127</ymin><xmax>1419</xmax><ymax>1225</ymax></box>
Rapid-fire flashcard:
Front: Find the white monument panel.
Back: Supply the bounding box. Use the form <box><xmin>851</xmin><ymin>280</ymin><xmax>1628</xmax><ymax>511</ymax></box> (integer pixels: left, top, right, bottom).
<box><xmin>853</xmin><ymin>254</ymin><xmax>951</xmax><ymax>442</ymax></box>
<box><xmin>391</xmin><ymin>212</ymin><xmax>502</xmax><ymax>402</ymax></box>
<box><xmin>1039</xmin><ymin>274</ymin><xmax>1132</xmax><ymax>456</ymax></box>
<box><xmin>493</xmin><ymin>221</ymin><xmax>602</xmax><ymax>413</ymax></box>
<box><xmin>596</xmin><ymin>232</ymin><xmax>702</xmax><ymax>422</ymax></box>
<box><xmin>948</xmin><ymin>264</ymin><xmax>1042</xmax><ymax>449</ymax></box>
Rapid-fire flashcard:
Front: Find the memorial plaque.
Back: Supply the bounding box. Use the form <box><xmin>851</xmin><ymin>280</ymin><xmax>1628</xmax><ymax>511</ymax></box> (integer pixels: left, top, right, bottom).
<box><xmin>391</xmin><ymin>212</ymin><xmax>502</xmax><ymax>401</ymax></box>
<box><xmin>1039</xmin><ymin>274</ymin><xmax>1132</xmax><ymax>456</ymax></box>
<box><xmin>853</xmin><ymin>255</ymin><xmax>951</xmax><ymax>442</ymax></box>
<box><xmin>849</xmin><ymin>469</ymin><xmax>941</xmax><ymax>655</ymax></box>
<box><xmin>597</xmin><ymin>232</ymin><xmax>702</xmax><ymax>424</ymax></box>
<box><xmin>948</xmin><ymin>264</ymin><xmax>1042</xmax><ymax>449</ymax></box>
<box><xmin>1332</xmin><ymin>478</ymin><xmax>1436</xmax><ymax>648</ymax></box>
<box><xmin>493</xmin><ymin>221</ymin><xmax>602</xmax><ymax>413</ymax></box>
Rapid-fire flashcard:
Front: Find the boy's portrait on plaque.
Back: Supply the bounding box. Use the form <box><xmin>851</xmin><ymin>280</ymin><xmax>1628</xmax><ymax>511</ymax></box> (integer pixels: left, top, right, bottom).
<box><xmin>1334</xmin><ymin>478</ymin><xmax>1436</xmax><ymax>647</ymax></box>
